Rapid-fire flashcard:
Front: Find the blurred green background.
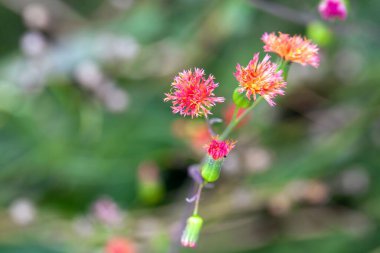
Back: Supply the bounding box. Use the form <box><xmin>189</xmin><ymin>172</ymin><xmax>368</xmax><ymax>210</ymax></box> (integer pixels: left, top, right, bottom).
<box><xmin>0</xmin><ymin>0</ymin><xmax>379</xmax><ymax>252</ymax></box>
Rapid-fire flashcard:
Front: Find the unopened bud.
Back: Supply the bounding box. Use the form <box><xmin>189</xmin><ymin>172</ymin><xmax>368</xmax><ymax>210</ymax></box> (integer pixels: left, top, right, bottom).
<box><xmin>201</xmin><ymin>156</ymin><xmax>223</xmax><ymax>183</ymax></box>
<box><xmin>181</xmin><ymin>215</ymin><xmax>203</xmax><ymax>248</ymax></box>
<box><xmin>233</xmin><ymin>88</ymin><xmax>252</xmax><ymax>108</ymax></box>
<box><xmin>307</xmin><ymin>21</ymin><xmax>333</xmax><ymax>47</ymax></box>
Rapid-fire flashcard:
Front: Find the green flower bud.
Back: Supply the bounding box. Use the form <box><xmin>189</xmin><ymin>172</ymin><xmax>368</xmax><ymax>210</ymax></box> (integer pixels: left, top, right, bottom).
<box><xmin>201</xmin><ymin>156</ymin><xmax>223</xmax><ymax>183</ymax></box>
<box><xmin>181</xmin><ymin>215</ymin><xmax>203</xmax><ymax>248</ymax></box>
<box><xmin>307</xmin><ymin>21</ymin><xmax>333</xmax><ymax>47</ymax></box>
<box><xmin>233</xmin><ymin>88</ymin><xmax>252</xmax><ymax>108</ymax></box>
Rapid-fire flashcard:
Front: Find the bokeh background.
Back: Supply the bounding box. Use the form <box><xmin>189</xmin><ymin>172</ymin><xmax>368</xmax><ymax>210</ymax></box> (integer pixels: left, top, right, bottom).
<box><xmin>0</xmin><ymin>0</ymin><xmax>379</xmax><ymax>252</ymax></box>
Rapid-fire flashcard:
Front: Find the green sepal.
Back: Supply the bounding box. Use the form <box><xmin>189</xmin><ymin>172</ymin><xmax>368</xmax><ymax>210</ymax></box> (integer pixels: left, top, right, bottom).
<box><xmin>201</xmin><ymin>156</ymin><xmax>223</xmax><ymax>183</ymax></box>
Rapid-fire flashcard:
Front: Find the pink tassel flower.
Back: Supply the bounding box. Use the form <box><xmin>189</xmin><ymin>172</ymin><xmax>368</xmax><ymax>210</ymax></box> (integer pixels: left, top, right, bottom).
<box><xmin>262</xmin><ymin>32</ymin><xmax>320</xmax><ymax>68</ymax></box>
<box><xmin>164</xmin><ymin>68</ymin><xmax>225</xmax><ymax>118</ymax></box>
<box><xmin>234</xmin><ymin>53</ymin><xmax>286</xmax><ymax>107</ymax></box>
<box><xmin>206</xmin><ymin>137</ymin><xmax>236</xmax><ymax>160</ymax></box>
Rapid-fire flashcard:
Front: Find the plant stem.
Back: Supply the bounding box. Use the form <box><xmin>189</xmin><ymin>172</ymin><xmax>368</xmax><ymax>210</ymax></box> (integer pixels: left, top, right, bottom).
<box><xmin>219</xmin><ymin>96</ymin><xmax>264</xmax><ymax>140</ymax></box>
<box><xmin>231</xmin><ymin>105</ymin><xmax>239</xmax><ymax>121</ymax></box>
<box><xmin>278</xmin><ymin>59</ymin><xmax>289</xmax><ymax>80</ymax></box>
<box><xmin>193</xmin><ymin>183</ymin><xmax>204</xmax><ymax>215</ymax></box>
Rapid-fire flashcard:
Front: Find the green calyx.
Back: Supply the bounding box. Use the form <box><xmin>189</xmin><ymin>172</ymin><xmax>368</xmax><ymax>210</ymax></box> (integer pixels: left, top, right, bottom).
<box><xmin>233</xmin><ymin>88</ymin><xmax>253</xmax><ymax>108</ymax></box>
<box><xmin>201</xmin><ymin>156</ymin><xmax>223</xmax><ymax>183</ymax></box>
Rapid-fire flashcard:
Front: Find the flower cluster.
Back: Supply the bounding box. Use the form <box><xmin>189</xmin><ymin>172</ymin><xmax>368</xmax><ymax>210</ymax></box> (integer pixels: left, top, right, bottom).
<box><xmin>262</xmin><ymin>32</ymin><xmax>320</xmax><ymax>68</ymax></box>
<box><xmin>164</xmin><ymin>31</ymin><xmax>320</xmax><ymax>248</ymax></box>
<box><xmin>164</xmin><ymin>68</ymin><xmax>224</xmax><ymax>118</ymax></box>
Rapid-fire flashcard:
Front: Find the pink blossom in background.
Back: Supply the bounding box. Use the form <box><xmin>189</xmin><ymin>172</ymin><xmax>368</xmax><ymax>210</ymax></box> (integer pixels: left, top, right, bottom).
<box><xmin>319</xmin><ymin>0</ymin><xmax>347</xmax><ymax>21</ymax></box>
<box><xmin>106</xmin><ymin>237</ymin><xmax>135</xmax><ymax>253</ymax></box>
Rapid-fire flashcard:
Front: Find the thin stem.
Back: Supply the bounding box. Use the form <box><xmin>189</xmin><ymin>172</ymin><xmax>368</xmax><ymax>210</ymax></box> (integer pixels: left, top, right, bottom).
<box><xmin>193</xmin><ymin>183</ymin><xmax>204</xmax><ymax>215</ymax></box>
<box><xmin>219</xmin><ymin>96</ymin><xmax>264</xmax><ymax>140</ymax></box>
<box><xmin>231</xmin><ymin>105</ymin><xmax>239</xmax><ymax>121</ymax></box>
<box><xmin>277</xmin><ymin>59</ymin><xmax>290</xmax><ymax>80</ymax></box>
<box><xmin>218</xmin><ymin>105</ymin><xmax>238</xmax><ymax>140</ymax></box>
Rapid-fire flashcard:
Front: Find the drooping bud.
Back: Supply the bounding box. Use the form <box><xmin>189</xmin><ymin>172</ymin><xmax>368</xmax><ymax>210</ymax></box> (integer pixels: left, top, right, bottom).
<box><xmin>233</xmin><ymin>88</ymin><xmax>252</xmax><ymax>108</ymax></box>
<box><xmin>181</xmin><ymin>215</ymin><xmax>203</xmax><ymax>248</ymax></box>
<box><xmin>201</xmin><ymin>156</ymin><xmax>223</xmax><ymax>183</ymax></box>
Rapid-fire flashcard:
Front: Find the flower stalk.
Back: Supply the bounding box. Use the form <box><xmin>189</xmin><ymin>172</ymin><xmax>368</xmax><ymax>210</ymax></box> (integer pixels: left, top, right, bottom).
<box><xmin>164</xmin><ymin>31</ymin><xmax>320</xmax><ymax>248</ymax></box>
<box><xmin>192</xmin><ymin>183</ymin><xmax>204</xmax><ymax>216</ymax></box>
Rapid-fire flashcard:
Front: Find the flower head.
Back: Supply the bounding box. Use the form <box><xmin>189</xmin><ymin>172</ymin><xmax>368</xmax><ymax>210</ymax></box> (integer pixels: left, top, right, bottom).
<box><xmin>262</xmin><ymin>32</ymin><xmax>320</xmax><ymax>68</ymax></box>
<box><xmin>234</xmin><ymin>53</ymin><xmax>286</xmax><ymax>106</ymax></box>
<box><xmin>206</xmin><ymin>137</ymin><xmax>236</xmax><ymax>160</ymax></box>
<box><xmin>164</xmin><ymin>68</ymin><xmax>225</xmax><ymax>118</ymax></box>
<box><xmin>319</xmin><ymin>0</ymin><xmax>347</xmax><ymax>21</ymax></box>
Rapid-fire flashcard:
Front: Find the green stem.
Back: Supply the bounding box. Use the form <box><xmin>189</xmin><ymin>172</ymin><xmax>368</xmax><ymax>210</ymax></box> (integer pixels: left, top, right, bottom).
<box><xmin>231</xmin><ymin>105</ymin><xmax>239</xmax><ymax>121</ymax></box>
<box><xmin>193</xmin><ymin>183</ymin><xmax>204</xmax><ymax>215</ymax></box>
<box><xmin>218</xmin><ymin>105</ymin><xmax>239</xmax><ymax>138</ymax></box>
<box><xmin>219</xmin><ymin>96</ymin><xmax>264</xmax><ymax>140</ymax></box>
<box><xmin>277</xmin><ymin>58</ymin><xmax>290</xmax><ymax>80</ymax></box>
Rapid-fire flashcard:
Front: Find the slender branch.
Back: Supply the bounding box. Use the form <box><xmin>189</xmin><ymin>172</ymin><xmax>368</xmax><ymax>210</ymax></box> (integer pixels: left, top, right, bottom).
<box><xmin>250</xmin><ymin>0</ymin><xmax>316</xmax><ymax>25</ymax></box>
<box><xmin>193</xmin><ymin>183</ymin><xmax>205</xmax><ymax>215</ymax></box>
<box><xmin>231</xmin><ymin>105</ymin><xmax>239</xmax><ymax>123</ymax></box>
<box><xmin>218</xmin><ymin>105</ymin><xmax>238</xmax><ymax>140</ymax></box>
